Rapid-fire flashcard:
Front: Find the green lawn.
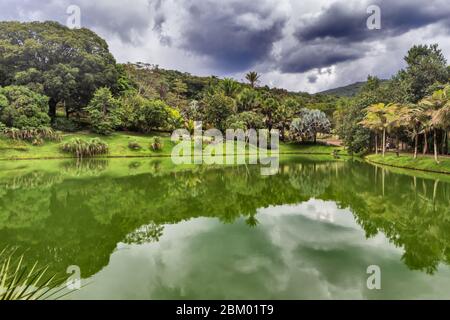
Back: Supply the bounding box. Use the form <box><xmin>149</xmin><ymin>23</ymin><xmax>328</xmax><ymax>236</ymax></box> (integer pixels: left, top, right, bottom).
<box><xmin>0</xmin><ymin>131</ymin><xmax>344</xmax><ymax>160</ymax></box>
<box><xmin>366</xmin><ymin>153</ymin><xmax>450</xmax><ymax>175</ymax></box>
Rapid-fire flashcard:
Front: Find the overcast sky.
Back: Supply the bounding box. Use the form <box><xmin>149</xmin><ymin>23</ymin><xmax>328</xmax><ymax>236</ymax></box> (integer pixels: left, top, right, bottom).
<box><xmin>1</xmin><ymin>0</ymin><xmax>450</xmax><ymax>93</ymax></box>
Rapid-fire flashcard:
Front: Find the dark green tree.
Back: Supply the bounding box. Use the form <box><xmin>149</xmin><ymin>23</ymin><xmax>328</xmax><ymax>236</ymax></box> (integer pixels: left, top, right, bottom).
<box><xmin>85</xmin><ymin>88</ymin><xmax>122</xmax><ymax>135</ymax></box>
<box><xmin>0</xmin><ymin>21</ymin><xmax>119</xmax><ymax>118</ymax></box>
<box><xmin>399</xmin><ymin>44</ymin><xmax>448</xmax><ymax>103</ymax></box>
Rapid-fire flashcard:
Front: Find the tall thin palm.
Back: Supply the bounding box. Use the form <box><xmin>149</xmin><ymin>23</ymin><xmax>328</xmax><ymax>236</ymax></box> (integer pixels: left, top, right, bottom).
<box><xmin>398</xmin><ymin>104</ymin><xmax>425</xmax><ymax>159</ymax></box>
<box><xmin>245</xmin><ymin>71</ymin><xmax>261</xmax><ymax>88</ymax></box>
<box><xmin>420</xmin><ymin>85</ymin><xmax>450</xmax><ymax>163</ymax></box>
<box><xmin>361</xmin><ymin>103</ymin><xmax>397</xmax><ymax>157</ymax></box>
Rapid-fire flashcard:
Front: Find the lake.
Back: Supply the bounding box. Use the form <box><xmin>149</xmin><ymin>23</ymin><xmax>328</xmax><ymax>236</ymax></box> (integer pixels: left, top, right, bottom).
<box><xmin>0</xmin><ymin>155</ymin><xmax>450</xmax><ymax>299</ymax></box>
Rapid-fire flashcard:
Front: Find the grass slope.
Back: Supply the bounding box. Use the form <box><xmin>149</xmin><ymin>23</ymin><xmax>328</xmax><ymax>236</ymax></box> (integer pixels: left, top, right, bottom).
<box><xmin>366</xmin><ymin>153</ymin><xmax>450</xmax><ymax>175</ymax></box>
<box><xmin>0</xmin><ymin>131</ymin><xmax>343</xmax><ymax>160</ymax></box>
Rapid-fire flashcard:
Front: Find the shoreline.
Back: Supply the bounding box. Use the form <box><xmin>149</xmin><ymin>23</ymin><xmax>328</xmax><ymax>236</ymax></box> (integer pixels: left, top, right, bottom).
<box><xmin>365</xmin><ymin>154</ymin><xmax>450</xmax><ymax>176</ymax></box>
<box><xmin>0</xmin><ymin>151</ymin><xmax>345</xmax><ymax>161</ymax></box>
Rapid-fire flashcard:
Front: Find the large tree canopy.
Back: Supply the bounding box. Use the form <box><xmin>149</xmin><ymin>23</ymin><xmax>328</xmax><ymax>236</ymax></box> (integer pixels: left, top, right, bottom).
<box><xmin>0</xmin><ymin>21</ymin><xmax>119</xmax><ymax>118</ymax></box>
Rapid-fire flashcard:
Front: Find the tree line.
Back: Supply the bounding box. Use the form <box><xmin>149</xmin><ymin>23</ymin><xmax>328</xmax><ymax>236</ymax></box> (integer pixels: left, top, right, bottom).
<box><xmin>1</xmin><ymin>21</ymin><xmax>448</xmax><ymax>161</ymax></box>
<box><xmin>0</xmin><ymin>21</ymin><xmax>332</xmax><ymax>146</ymax></box>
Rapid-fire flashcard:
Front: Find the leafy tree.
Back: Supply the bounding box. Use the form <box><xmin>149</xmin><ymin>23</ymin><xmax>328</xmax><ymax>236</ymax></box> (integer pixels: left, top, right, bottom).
<box><xmin>261</xmin><ymin>97</ymin><xmax>280</xmax><ymax>132</ymax></box>
<box><xmin>398</xmin><ymin>44</ymin><xmax>448</xmax><ymax>103</ymax></box>
<box><xmin>225</xmin><ymin>112</ymin><xmax>265</xmax><ymax>130</ymax></box>
<box><xmin>0</xmin><ymin>21</ymin><xmax>119</xmax><ymax>118</ymax></box>
<box><xmin>85</xmin><ymin>88</ymin><xmax>122</xmax><ymax>135</ymax></box>
<box><xmin>201</xmin><ymin>93</ymin><xmax>235</xmax><ymax>131</ymax></box>
<box><xmin>118</xmin><ymin>93</ymin><xmax>147</xmax><ymax>130</ymax></box>
<box><xmin>0</xmin><ymin>86</ymin><xmax>50</xmax><ymax>129</ymax></box>
<box><xmin>134</xmin><ymin>99</ymin><xmax>181</xmax><ymax>133</ymax></box>
<box><xmin>245</xmin><ymin>71</ymin><xmax>261</xmax><ymax>88</ymax></box>
<box><xmin>335</xmin><ymin>104</ymin><xmax>371</xmax><ymax>155</ymax></box>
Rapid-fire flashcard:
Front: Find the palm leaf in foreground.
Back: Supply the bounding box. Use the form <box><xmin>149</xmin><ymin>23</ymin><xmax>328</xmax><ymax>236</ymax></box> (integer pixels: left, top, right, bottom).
<box><xmin>0</xmin><ymin>248</ymin><xmax>69</xmax><ymax>300</ymax></box>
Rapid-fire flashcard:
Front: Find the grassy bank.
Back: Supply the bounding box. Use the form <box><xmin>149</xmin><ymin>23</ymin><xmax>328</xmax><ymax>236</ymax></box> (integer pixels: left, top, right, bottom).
<box><xmin>0</xmin><ymin>131</ymin><xmax>344</xmax><ymax>160</ymax></box>
<box><xmin>366</xmin><ymin>153</ymin><xmax>450</xmax><ymax>175</ymax></box>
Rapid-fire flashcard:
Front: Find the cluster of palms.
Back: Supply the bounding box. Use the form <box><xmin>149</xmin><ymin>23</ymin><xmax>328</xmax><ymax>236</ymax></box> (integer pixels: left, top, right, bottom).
<box><xmin>193</xmin><ymin>71</ymin><xmax>331</xmax><ymax>142</ymax></box>
<box><xmin>361</xmin><ymin>85</ymin><xmax>450</xmax><ymax>163</ymax></box>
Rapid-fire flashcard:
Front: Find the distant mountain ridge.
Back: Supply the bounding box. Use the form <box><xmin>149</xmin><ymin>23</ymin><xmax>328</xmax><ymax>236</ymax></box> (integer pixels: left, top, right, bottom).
<box><xmin>317</xmin><ymin>82</ymin><xmax>366</xmax><ymax>97</ymax></box>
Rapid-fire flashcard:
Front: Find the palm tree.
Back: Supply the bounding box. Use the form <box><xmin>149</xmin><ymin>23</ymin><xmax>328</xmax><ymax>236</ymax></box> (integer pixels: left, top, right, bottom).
<box><xmin>398</xmin><ymin>104</ymin><xmax>425</xmax><ymax>159</ymax></box>
<box><xmin>420</xmin><ymin>85</ymin><xmax>450</xmax><ymax>163</ymax></box>
<box><xmin>361</xmin><ymin>103</ymin><xmax>397</xmax><ymax>157</ymax></box>
<box><xmin>432</xmin><ymin>86</ymin><xmax>450</xmax><ymax>155</ymax></box>
<box><xmin>245</xmin><ymin>71</ymin><xmax>261</xmax><ymax>88</ymax></box>
<box><xmin>360</xmin><ymin>112</ymin><xmax>382</xmax><ymax>154</ymax></box>
<box><xmin>220</xmin><ymin>78</ymin><xmax>241</xmax><ymax>98</ymax></box>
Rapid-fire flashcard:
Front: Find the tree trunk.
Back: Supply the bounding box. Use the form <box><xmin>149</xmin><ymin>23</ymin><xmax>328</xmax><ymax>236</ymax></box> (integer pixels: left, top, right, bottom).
<box><xmin>382</xmin><ymin>128</ymin><xmax>386</xmax><ymax>157</ymax></box>
<box><xmin>433</xmin><ymin>129</ymin><xmax>439</xmax><ymax>164</ymax></box>
<box><xmin>423</xmin><ymin>131</ymin><xmax>428</xmax><ymax>154</ymax></box>
<box><xmin>414</xmin><ymin>132</ymin><xmax>418</xmax><ymax>159</ymax></box>
<box><xmin>445</xmin><ymin>131</ymin><xmax>449</xmax><ymax>154</ymax></box>
<box><xmin>375</xmin><ymin>133</ymin><xmax>378</xmax><ymax>155</ymax></box>
<box><xmin>441</xmin><ymin>130</ymin><xmax>447</xmax><ymax>155</ymax></box>
<box><xmin>395</xmin><ymin>134</ymin><xmax>400</xmax><ymax>156</ymax></box>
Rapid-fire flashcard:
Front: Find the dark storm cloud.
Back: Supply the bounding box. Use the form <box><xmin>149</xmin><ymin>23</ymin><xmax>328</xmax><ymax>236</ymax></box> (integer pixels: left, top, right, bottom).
<box><xmin>177</xmin><ymin>1</ymin><xmax>287</xmax><ymax>72</ymax></box>
<box><xmin>296</xmin><ymin>0</ymin><xmax>450</xmax><ymax>43</ymax></box>
<box><xmin>281</xmin><ymin>0</ymin><xmax>450</xmax><ymax>74</ymax></box>
<box><xmin>2</xmin><ymin>0</ymin><xmax>450</xmax><ymax>92</ymax></box>
<box><xmin>279</xmin><ymin>42</ymin><xmax>366</xmax><ymax>73</ymax></box>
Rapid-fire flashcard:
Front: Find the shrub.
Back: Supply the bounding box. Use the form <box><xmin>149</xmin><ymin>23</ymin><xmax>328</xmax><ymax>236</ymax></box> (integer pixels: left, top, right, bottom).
<box><xmin>2</xmin><ymin>127</ymin><xmax>61</xmax><ymax>142</ymax></box>
<box><xmin>61</xmin><ymin>138</ymin><xmax>109</xmax><ymax>158</ymax></box>
<box><xmin>151</xmin><ymin>137</ymin><xmax>163</xmax><ymax>151</ymax></box>
<box><xmin>128</xmin><ymin>140</ymin><xmax>142</xmax><ymax>150</ymax></box>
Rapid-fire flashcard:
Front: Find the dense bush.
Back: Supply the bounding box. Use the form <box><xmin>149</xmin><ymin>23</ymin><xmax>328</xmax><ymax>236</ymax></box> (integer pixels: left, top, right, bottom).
<box><xmin>61</xmin><ymin>138</ymin><xmax>109</xmax><ymax>158</ymax></box>
<box><xmin>0</xmin><ymin>86</ymin><xmax>50</xmax><ymax>129</ymax></box>
<box><xmin>85</xmin><ymin>88</ymin><xmax>123</xmax><ymax>135</ymax></box>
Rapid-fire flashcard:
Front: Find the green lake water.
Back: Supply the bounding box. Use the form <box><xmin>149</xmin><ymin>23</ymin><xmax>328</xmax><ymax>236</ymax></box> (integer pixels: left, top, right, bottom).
<box><xmin>1</xmin><ymin>155</ymin><xmax>450</xmax><ymax>299</ymax></box>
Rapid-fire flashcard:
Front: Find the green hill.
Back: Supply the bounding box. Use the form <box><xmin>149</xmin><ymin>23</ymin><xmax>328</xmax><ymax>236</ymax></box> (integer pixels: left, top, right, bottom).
<box><xmin>317</xmin><ymin>82</ymin><xmax>366</xmax><ymax>97</ymax></box>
